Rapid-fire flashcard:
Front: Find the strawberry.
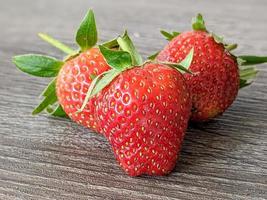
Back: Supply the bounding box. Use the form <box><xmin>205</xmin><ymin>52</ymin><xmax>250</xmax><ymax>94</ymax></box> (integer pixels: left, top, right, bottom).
<box><xmin>96</xmin><ymin>63</ymin><xmax>191</xmax><ymax>176</ymax></box>
<box><xmin>82</xmin><ymin>34</ymin><xmax>193</xmax><ymax>176</ymax></box>
<box><xmin>56</xmin><ymin>48</ymin><xmax>110</xmax><ymax>132</ymax></box>
<box><xmin>158</xmin><ymin>30</ymin><xmax>239</xmax><ymax>121</ymax></box>
<box><xmin>156</xmin><ymin>14</ymin><xmax>267</xmax><ymax>121</ymax></box>
<box><xmin>13</xmin><ymin>10</ymin><xmax>117</xmax><ymax>132</ymax></box>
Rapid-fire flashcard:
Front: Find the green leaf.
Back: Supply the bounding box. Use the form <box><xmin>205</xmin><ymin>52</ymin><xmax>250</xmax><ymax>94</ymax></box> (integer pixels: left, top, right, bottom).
<box><xmin>178</xmin><ymin>48</ymin><xmax>194</xmax><ymax>69</ymax></box>
<box><xmin>89</xmin><ymin>73</ymin><xmax>97</xmax><ymax>80</ymax></box>
<box><xmin>101</xmin><ymin>37</ymin><xmax>119</xmax><ymax>49</ymax></box>
<box><xmin>78</xmin><ymin>69</ymin><xmax>120</xmax><ymax>112</ymax></box>
<box><xmin>41</xmin><ymin>78</ymin><xmax>56</xmax><ymax>97</ymax></box>
<box><xmin>13</xmin><ymin>54</ymin><xmax>64</xmax><ymax>77</ymax></box>
<box><xmin>158</xmin><ymin>48</ymin><xmax>194</xmax><ymax>74</ymax></box>
<box><xmin>147</xmin><ymin>51</ymin><xmax>160</xmax><ymax>60</ymax></box>
<box><xmin>239</xmin><ymin>79</ymin><xmax>251</xmax><ymax>89</ymax></box>
<box><xmin>38</xmin><ymin>33</ymin><xmax>76</xmax><ymax>55</ymax></box>
<box><xmin>99</xmin><ymin>45</ymin><xmax>132</xmax><ymax>70</ymax></box>
<box><xmin>166</xmin><ymin>63</ymin><xmax>193</xmax><ymax>74</ymax></box>
<box><xmin>117</xmin><ymin>31</ymin><xmax>143</xmax><ymax>65</ymax></box>
<box><xmin>32</xmin><ymin>79</ymin><xmax>62</xmax><ymax>115</ymax></box>
<box><xmin>239</xmin><ymin>66</ymin><xmax>258</xmax><ymax>80</ymax></box>
<box><xmin>238</xmin><ymin>55</ymin><xmax>267</xmax><ymax>66</ymax></box>
<box><xmin>76</xmin><ymin>9</ymin><xmax>98</xmax><ymax>51</ymax></box>
<box><xmin>192</xmin><ymin>13</ymin><xmax>206</xmax><ymax>31</ymax></box>
<box><xmin>91</xmin><ymin>69</ymin><xmax>120</xmax><ymax>96</ymax></box>
<box><xmin>47</xmin><ymin>104</ymin><xmax>68</xmax><ymax>118</ymax></box>
<box><xmin>51</xmin><ymin>105</ymin><xmax>68</xmax><ymax>117</ymax></box>
<box><xmin>172</xmin><ymin>31</ymin><xmax>180</xmax><ymax>37</ymax></box>
<box><xmin>239</xmin><ymin>66</ymin><xmax>258</xmax><ymax>89</ymax></box>
<box><xmin>78</xmin><ymin>71</ymin><xmax>104</xmax><ymax>112</ymax></box>
<box><xmin>160</xmin><ymin>30</ymin><xmax>174</xmax><ymax>41</ymax></box>
<box><xmin>31</xmin><ymin>78</ymin><xmax>68</xmax><ymax>117</ymax></box>
<box><xmin>237</xmin><ymin>57</ymin><xmax>246</xmax><ymax>66</ymax></box>
<box><xmin>210</xmin><ymin>32</ymin><xmax>238</xmax><ymax>51</ymax></box>
<box><xmin>32</xmin><ymin>88</ymin><xmax>57</xmax><ymax>115</ymax></box>
<box><xmin>160</xmin><ymin>30</ymin><xmax>180</xmax><ymax>41</ymax></box>
<box><xmin>210</xmin><ymin>32</ymin><xmax>224</xmax><ymax>44</ymax></box>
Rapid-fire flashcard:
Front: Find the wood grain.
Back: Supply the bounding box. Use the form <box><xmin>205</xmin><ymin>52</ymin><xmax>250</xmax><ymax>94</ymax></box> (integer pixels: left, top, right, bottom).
<box><xmin>0</xmin><ymin>0</ymin><xmax>267</xmax><ymax>199</ymax></box>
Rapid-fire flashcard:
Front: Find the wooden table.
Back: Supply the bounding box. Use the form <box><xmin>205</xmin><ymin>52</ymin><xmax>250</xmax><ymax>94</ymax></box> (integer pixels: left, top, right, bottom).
<box><xmin>1</xmin><ymin>0</ymin><xmax>267</xmax><ymax>199</ymax></box>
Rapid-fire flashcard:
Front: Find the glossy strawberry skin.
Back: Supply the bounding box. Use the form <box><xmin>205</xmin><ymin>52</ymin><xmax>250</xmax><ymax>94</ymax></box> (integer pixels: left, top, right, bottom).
<box><xmin>157</xmin><ymin>31</ymin><xmax>239</xmax><ymax>121</ymax></box>
<box><xmin>95</xmin><ymin>63</ymin><xmax>191</xmax><ymax>176</ymax></box>
<box><xmin>56</xmin><ymin>48</ymin><xmax>110</xmax><ymax>132</ymax></box>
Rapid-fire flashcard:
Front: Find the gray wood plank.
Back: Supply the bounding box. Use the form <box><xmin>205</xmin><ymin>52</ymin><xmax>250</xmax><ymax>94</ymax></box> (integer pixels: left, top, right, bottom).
<box><xmin>0</xmin><ymin>0</ymin><xmax>266</xmax><ymax>199</ymax></box>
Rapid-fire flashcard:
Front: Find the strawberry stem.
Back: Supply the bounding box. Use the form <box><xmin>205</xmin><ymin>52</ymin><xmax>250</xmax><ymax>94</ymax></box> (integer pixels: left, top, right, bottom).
<box><xmin>38</xmin><ymin>33</ymin><xmax>76</xmax><ymax>55</ymax></box>
<box><xmin>192</xmin><ymin>14</ymin><xmax>207</xmax><ymax>31</ymax></box>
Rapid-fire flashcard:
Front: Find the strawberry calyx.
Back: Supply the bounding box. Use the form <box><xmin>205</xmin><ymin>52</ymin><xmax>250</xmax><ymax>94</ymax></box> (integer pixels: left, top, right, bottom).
<box><xmin>237</xmin><ymin>56</ymin><xmax>267</xmax><ymax>88</ymax></box>
<box><xmin>160</xmin><ymin>30</ymin><xmax>180</xmax><ymax>41</ymax></box>
<box><xmin>192</xmin><ymin>14</ymin><xmax>238</xmax><ymax>51</ymax></box>
<box><xmin>158</xmin><ymin>13</ymin><xmax>267</xmax><ymax>89</ymax></box>
<box><xmin>192</xmin><ymin>13</ymin><xmax>207</xmax><ymax>31</ymax></box>
<box><xmin>12</xmin><ymin>9</ymin><xmax>119</xmax><ymax>118</ymax></box>
<box><xmin>78</xmin><ymin>32</ymin><xmax>194</xmax><ymax>112</ymax></box>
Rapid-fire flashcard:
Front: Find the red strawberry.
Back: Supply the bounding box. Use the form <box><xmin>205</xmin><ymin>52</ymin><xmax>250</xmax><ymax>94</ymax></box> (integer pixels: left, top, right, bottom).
<box><xmin>158</xmin><ymin>31</ymin><xmax>239</xmax><ymax>121</ymax></box>
<box><xmin>96</xmin><ymin>63</ymin><xmax>191</xmax><ymax>176</ymax></box>
<box><xmin>13</xmin><ymin>10</ymin><xmax>116</xmax><ymax>132</ymax></box>
<box><xmin>56</xmin><ymin>48</ymin><xmax>110</xmax><ymax>132</ymax></box>
<box><xmin>157</xmin><ymin>14</ymin><xmax>262</xmax><ymax>121</ymax></box>
<box><xmin>78</xmin><ymin>34</ymin><xmax>193</xmax><ymax>176</ymax></box>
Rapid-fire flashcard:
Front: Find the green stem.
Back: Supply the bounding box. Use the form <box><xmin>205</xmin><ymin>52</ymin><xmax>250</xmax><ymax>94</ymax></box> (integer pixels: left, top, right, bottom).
<box><xmin>38</xmin><ymin>33</ymin><xmax>76</xmax><ymax>55</ymax></box>
<box><xmin>238</xmin><ymin>55</ymin><xmax>267</xmax><ymax>66</ymax></box>
<box><xmin>192</xmin><ymin>14</ymin><xmax>207</xmax><ymax>31</ymax></box>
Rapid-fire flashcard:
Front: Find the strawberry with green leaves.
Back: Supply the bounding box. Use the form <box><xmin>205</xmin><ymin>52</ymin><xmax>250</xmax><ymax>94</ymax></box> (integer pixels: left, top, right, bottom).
<box><xmin>156</xmin><ymin>14</ymin><xmax>267</xmax><ymax>121</ymax></box>
<box><xmin>13</xmin><ymin>9</ymin><xmax>195</xmax><ymax>176</ymax></box>
<box><xmin>13</xmin><ymin>10</ymin><xmax>118</xmax><ymax>132</ymax></box>
<box><xmin>97</xmin><ymin>62</ymin><xmax>191</xmax><ymax>176</ymax></box>
<box><xmin>81</xmin><ymin>34</ymin><xmax>194</xmax><ymax>176</ymax></box>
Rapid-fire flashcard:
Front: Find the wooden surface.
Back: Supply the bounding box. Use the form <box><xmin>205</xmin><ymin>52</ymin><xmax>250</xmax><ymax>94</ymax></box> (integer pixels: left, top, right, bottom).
<box><xmin>1</xmin><ymin>0</ymin><xmax>267</xmax><ymax>199</ymax></box>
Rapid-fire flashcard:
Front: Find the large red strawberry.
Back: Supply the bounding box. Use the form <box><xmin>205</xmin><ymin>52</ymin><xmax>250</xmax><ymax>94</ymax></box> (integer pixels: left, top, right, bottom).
<box><xmin>81</xmin><ymin>35</ymin><xmax>193</xmax><ymax>176</ymax></box>
<box><xmin>156</xmin><ymin>14</ymin><xmax>266</xmax><ymax>121</ymax></box>
<box><xmin>96</xmin><ymin>63</ymin><xmax>191</xmax><ymax>176</ymax></box>
<box><xmin>13</xmin><ymin>10</ymin><xmax>117</xmax><ymax>132</ymax></box>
